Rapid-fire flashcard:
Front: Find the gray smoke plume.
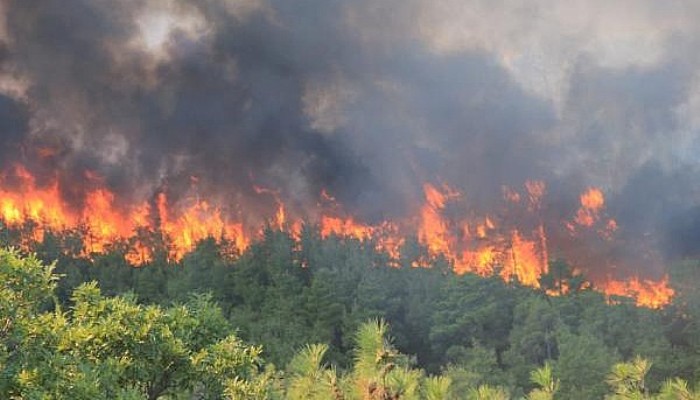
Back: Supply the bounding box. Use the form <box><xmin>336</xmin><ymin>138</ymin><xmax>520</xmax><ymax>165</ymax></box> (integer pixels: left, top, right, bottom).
<box><xmin>1</xmin><ymin>0</ymin><xmax>699</xmax><ymax>277</ymax></box>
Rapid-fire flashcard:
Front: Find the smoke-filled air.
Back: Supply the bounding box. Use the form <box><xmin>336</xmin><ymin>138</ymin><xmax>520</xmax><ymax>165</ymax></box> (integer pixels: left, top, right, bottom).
<box><xmin>1</xmin><ymin>0</ymin><xmax>700</xmax><ymax>307</ymax></box>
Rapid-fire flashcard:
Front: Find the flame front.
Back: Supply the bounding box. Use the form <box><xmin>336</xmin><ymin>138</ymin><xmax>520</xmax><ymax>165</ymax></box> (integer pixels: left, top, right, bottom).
<box><xmin>603</xmin><ymin>277</ymin><xmax>675</xmax><ymax>309</ymax></box>
<box><xmin>0</xmin><ymin>165</ymin><xmax>250</xmax><ymax>263</ymax></box>
<box><xmin>0</xmin><ymin>164</ymin><xmax>674</xmax><ymax>308</ymax></box>
<box><xmin>417</xmin><ymin>183</ymin><xmax>548</xmax><ymax>287</ymax></box>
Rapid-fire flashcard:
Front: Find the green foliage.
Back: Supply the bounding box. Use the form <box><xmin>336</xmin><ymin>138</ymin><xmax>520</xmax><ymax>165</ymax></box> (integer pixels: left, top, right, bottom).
<box><xmin>431</xmin><ymin>274</ymin><xmax>517</xmax><ymax>361</ymax></box>
<box><xmin>4</xmin><ymin>226</ymin><xmax>700</xmax><ymax>399</ymax></box>
<box><xmin>280</xmin><ymin>320</ymin><xmax>451</xmax><ymax>399</ymax></box>
<box><xmin>442</xmin><ymin>342</ymin><xmax>507</xmax><ymax>391</ymax></box>
<box><xmin>0</xmin><ymin>248</ymin><xmax>58</xmax><ymax>395</ymax></box>
<box><xmin>193</xmin><ymin>335</ymin><xmax>271</xmax><ymax>399</ymax></box>
<box><xmin>0</xmin><ymin>249</ymin><xmax>270</xmax><ymax>399</ymax></box>
<box><xmin>525</xmin><ymin>362</ymin><xmax>558</xmax><ymax>400</ymax></box>
<box><xmin>606</xmin><ymin>356</ymin><xmax>652</xmax><ymax>399</ymax></box>
<box><xmin>503</xmin><ymin>296</ymin><xmax>559</xmax><ymax>388</ymax></box>
<box><xmin>657</xmin><ymin>378</ymin><xmax>700</xmax><ymax>400</ymax></box>
<box><xmin>285</xmin><ymin>344</ymin><xmax>339</xmax><ymax>400</ymax></box>
<box><xmin>423</xmin><ymin>375</ymin><xmax>451</xmax><ymax>400</ymax></box>
<box><xmin>467</xmin><ymin>384</ymin><xmax>511</xmax><ymax>400</ymax></box>
<box><xmin>555</xmin><ymin>329</ymin><xmax>618</xmax><ymax>399</ymax></box>
<box><xmin>351</xmin><ymin>319</ymin><xmax>402</xmax><ymax>398</ymax></box>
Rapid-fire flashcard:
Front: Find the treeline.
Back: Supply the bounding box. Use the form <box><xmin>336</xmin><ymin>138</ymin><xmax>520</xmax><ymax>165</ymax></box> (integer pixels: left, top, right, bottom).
<box><xmin>2</xmin><ymin>225</ymin><xmax>700</xmax><ymax>398</ymax></box>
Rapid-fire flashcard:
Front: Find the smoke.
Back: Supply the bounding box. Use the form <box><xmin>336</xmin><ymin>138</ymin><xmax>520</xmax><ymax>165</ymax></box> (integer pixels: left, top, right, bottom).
<box><xmin>1</xmin><ymin>0</ymin><xmax>699</xmax><ymax>274</ymax></box>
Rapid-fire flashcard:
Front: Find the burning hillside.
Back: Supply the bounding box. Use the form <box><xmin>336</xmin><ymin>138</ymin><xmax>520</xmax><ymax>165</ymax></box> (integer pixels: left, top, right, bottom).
<box><xmin>0</xmin><ymin>163</ymin><xmax>673</xmax><ymax>307</ymax></box>
<box><xmin>0</xmin><ymin>1</ymin><xmax>697</xmax><ymax>308</ymax></box>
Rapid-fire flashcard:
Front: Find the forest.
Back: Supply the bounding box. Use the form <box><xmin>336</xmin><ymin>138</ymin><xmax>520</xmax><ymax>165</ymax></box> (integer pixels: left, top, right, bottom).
<box><xmin>2</xmin><ymin>225</ymin><xmax>700</xmax><ymax>399</ymax></box>
<box><xmin>1</xmin><ymin>0</ymin><xmax>698</xmax><ymax>398</ymax></box>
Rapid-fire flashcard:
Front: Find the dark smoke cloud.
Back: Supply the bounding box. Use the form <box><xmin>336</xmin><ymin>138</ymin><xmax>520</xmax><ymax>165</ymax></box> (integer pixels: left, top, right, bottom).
<box><xmin>0</xmin><ymin>93</ymin><xmax>27</xmax><ymax>162</ymax></box>
<box><xmin>1</xmin><ymin>0</ymin><xmax>699</xmax><ymax>274</ymax></box>
<box><xmin>1</xmin><ymin>0</ymin><xmax>554</xmax><ymax>215</ymax></box>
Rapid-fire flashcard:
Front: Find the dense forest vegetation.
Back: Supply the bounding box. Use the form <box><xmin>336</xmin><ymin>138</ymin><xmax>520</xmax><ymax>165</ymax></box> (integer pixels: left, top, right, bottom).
<box><xmin>3</xmin><ymin>224</ymin><xmax>700</xmax><ymax>399</ymax></box>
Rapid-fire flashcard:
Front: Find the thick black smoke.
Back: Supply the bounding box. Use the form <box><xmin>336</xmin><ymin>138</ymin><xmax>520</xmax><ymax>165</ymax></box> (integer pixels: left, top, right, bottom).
<box><xmin>1</xmin><ymin>0</ymin><xmax>699</xmax><ymax>276</ymax></box>
<box><xmin>1</xmin><ymin>0</ymin><xmax>554</xmax><ymax>214</ymax></box>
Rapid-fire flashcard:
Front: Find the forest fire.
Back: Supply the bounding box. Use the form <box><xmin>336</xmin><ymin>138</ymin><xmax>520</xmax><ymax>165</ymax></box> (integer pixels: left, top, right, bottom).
<box><xmin>0</xmin><ymin>0</ymin><xmax>692</xmax><ymax>316</ymax></box>
<box><xmin>0</xmin><ymin>164</ymin><xmax>673</xmax><ymax>308</ymax></box>
<box><xmin>604</xmin><ymin>277</ymin><xmax>675</xmax><ymax>309</ymax></box>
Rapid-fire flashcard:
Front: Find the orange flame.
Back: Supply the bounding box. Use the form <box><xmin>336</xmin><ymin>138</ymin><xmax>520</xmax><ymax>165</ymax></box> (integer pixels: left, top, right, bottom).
<box><xmin>0</xmin><ymin>165</ymin><xmax>250</xmax><ymax>263</ymax></box>
<box><xmin>156</xmin><ymin>193</ymin><xmax>248</xmax><ymax>261</ymax></box>
<box><xmin>603</xmin><ymin>276</ymin><xmax>674</xmax><ymax>308</ymax></box>
<box><xmin>0</xmin><ymin>165</ymin><xmax>675</xmax><ymax>308</ymax></box>
<box><xmin>321</xmin><ymin>215</ymin><xmax>373</xmax><ymax>240</ymax></box>
<box><xmin>575</xmin><ymin>187</ymin><xmax>605</xmax><ymax>227</ymax></box>
<box><xmin>415</xmin><ymin>183</ymin><xmax>550</xmax><ymax>287</ymax></box>
<box><xmin>418</xmin><ymin>183</ymin><xmax>454</xmax><ymax>257</ymax></box>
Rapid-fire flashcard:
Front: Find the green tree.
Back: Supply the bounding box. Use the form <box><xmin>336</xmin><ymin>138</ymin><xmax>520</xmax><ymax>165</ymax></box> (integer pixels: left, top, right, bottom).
<box><xmin>285</xmin><ymin>344</ymin><xmax>340</xmax><ymax>400</ymax></box>
<box><xmin>526</xmin><ymin>363</ymin><xmax>558</xmax><ymax>400</ymax></box>
<box><xmin>605</xmin><ymin>356</ymin><xmax>651</xmax><ymax>399</ymax></box>
<box><xmin>555</xmin><ymin>329</ymin><xmax>618</xmax><ymax>399</ymax></box>
<box><xmin>503</xmin><ymin>296</ymin><xmax>559</xmax><ymax>388</ymax></box>
<box><xmin>422</xmin><ymin>375</ymin><xmax>451</xmax><ymax>400</ymax></box>
<box><xmin>0</xmin><ymin>249</ymin><xmax>270</xmax><ymax>399</ymax></box>
<box><xmin>657</xmin><ymin>378</ymin><xmax>700</xmax><ymax>400</ymax></box>
<box><xmin>350</xmin><ymin>319</ymin><xmax>426</xmax><ymax>399</ymax></box>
